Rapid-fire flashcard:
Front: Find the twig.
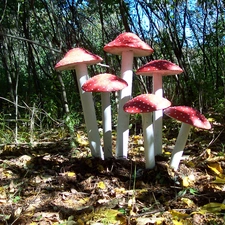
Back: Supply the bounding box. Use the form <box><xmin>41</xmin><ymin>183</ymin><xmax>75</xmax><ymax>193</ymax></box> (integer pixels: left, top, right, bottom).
<box><xmin>0</xmin><ymin>33</ymin><xmax>61</xmax><ymax>53</ymax></box>
<box><xmin>130</xmin><ymin>207</ymin><xmax>165</xmax><ymax>217</ymax></box>
<box><xmin>97</xmin><ymin>63</ymin><xmax>110</xmax><ymax>68</ymax></box>
<box><xmin>0</xmin><ymin>96</ymin><xmax>61</xmax><ymax>128</ymax></box>
<box><xmin>207</xmin><ymin>128</ymin><xmax>224</xmax><ymax>147</ymax></box>
<box><xmin>0</xmin><ymin>97</ymin><xmax>26</xmax><ymax>109</ymax></box>
<box><xmin>0</xmin><ymin>0</ymin><xmax>7</xmax><ymax>24</ymax></box>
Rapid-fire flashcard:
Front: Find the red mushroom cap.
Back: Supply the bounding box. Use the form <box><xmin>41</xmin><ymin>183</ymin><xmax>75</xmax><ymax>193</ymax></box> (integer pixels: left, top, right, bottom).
<box><xmin>55</xmin><ymin>48</ymin><xmax>103</xmax><ymax>71</ymax></box>
<box><xmin>103</xmin><ymin>32</ymin><xmax>153</xmax><ymax>57</ymax></box>
<box><xmin>82</xmin><ymin>73</ymin><xmax>128</xmax><ymax>92</ymax></box>
<box><xmin>136</xmin><ymin>60</ymin><xmax>183</xmax><ymax>76</ymax></box>
<box><xmin>164</xmin><ymin>106</ymin><xmax>211</xmax><ymax>130</ymax></box>
<box><xmin>123</xmin><ymin>94</ymin><xmax>171</xmax><ymax>113</ymax></box>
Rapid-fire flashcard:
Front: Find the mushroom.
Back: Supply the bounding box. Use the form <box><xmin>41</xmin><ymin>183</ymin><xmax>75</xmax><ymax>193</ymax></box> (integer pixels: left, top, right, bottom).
<box><xmin>123</xmin><ymin>94</ymin><xmax>171</xmax><ymax>169</ymax></box>
<box><xmin>136</xmin><ymin>60</ymin><xmax>183</xmax><ymax>156</ymax></box>
<box><xmin>164</xmin><ymin>106</ymin><xmax>211</xmax><ymax>171</ymax></box>
<box><xmin>82</xmin><ymin>73</ymin><xmax>128</xmax><ymax>158</ymax></box>
<box><xmin>55</xmin><ymin>47</ymin><xmax>104</xmax><ymax>159</ymax></box>
<box><xmin>104</xmin><ymin>32</ymin><xmax>154</xmax><ymax>158</ymax></box>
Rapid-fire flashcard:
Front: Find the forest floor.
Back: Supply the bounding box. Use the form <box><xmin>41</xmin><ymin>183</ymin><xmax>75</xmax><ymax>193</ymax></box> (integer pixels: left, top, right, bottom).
<box><xmin>0</xmin><ymin>114</ymin><xmax>225</xmax><ymax>225</ymax></box>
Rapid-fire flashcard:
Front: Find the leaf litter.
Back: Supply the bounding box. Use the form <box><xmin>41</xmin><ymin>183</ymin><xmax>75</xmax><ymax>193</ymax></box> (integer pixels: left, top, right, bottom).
<box><xmin>0</xmin><ymin>116</ymin><xmax>225</xmax><ymax>224</ymax></box>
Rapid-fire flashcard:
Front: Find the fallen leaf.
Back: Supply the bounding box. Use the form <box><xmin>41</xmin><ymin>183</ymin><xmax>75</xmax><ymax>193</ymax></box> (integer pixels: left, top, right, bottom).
<box><xmin>172</xmin><ymin>220</ymin><xmax>183</xmax><ymax>225</ymax></box>
<box><xmin>201</xmin><ymin>202</ymin><xmax>225</xmax><ymax>213</ymax></box>
<box><xmin>207</xmin><ymin>162</ymin><xmax>223</xmax><ymax>175</ymax></box>
<box><xmin>206</xmin><ymin>148</ymin><xmax>212</xmax><ymax>158</ymax></box>
<box><xmin>0</xmin><ymin>187</ymin><xmax>7</xmax><ymax>199</ymax></box>
<box><xmin>128</xmin><ymin>196</ymin><xmax>135</xmax><ymax>208</ymax></box>
<box><xmin>181</xmin><ymin>197</ymin><xmax>196</xmax><ymax>207</ymax></box>
<box><xmin>170</xmin><ymin>210</ymin><xmax>189</xmax><ymax>219</ymax></box>
<box><xmin>136</xmin><ymin>217</ymin><xmax>152</xmax><ymax>225</ymax></box>
<box><xmin>212</xmin><ymin>176</ymin><xmax>225</xmax><ymax>184</ymax></box>
<box><xmin>76</xmin><ymin>133</ymin><xmax>89</xmax><ymax>146</ymax></box>
<box><xmin>182</xmin><ymin>174</ymin><xmax>195</xmax><ymax>187</ymax></box>
<box><xmin>97</xmin><ymin>181</ymin><xmax>106</xmax><ymax>189</ymax></box>
<box><xmin>66</xmin><ymin>172</ymin><xmax>76</xmax><ymax>177</ymax></box>
<box><xmin>114</xmin><ymin>187</ymin><xmax>126</xmax><ymax>194</ymax></box>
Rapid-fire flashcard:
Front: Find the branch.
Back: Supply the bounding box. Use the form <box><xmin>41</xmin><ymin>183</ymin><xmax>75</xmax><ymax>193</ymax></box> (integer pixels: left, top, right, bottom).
<box><xmin>0</xmin><ymin>96</ymin><xmax>26</xmax><ymax>109</ymax></box>
<box><xmin>0</xmin><ymin>0</ymin><xmax>7</xmax><ymax>24</ymax></box>
<box><xmin>0</xmin><ymin>33</ymin><xmax>61</xmax><ymax>53</ymax></box>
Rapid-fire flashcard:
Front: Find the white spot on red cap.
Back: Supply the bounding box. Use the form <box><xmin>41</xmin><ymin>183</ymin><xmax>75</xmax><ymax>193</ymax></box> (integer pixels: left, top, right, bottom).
<box><xmin>82</xmin><ymin>73</ymin><xmax>128</xmax><ymax>92</ymax></box>
<box><xmin>164</xmin><ymin>106</ymin><xmax>211</xmax><ymax>129</ymax></box>
<box><xmin>136</xmin><ymin>60</ymin><xmax>183</xmax><ymax>76</ymax></box>
<box><xmin>103</xmin><ymin>32</ymin><xmax>153</xmax><ymax>57</ymax></box>
<box><xmin>123</xmin><ymin>94</ymin><xmax>171</xmax><ymax>113</ymax></box>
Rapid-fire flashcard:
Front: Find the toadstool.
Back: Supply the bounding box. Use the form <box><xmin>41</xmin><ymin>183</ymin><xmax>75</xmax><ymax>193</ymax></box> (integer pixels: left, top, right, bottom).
<box><xmin>82</xmin><ymin>73</ymin><xmax>128</xmax><ymax>158</ymax></box>
<box><xmin>123</xmin><ymin>94</ymin><xmax>171</xmax><ymax>169</ymax></box>
<box><xmin>55</xmin><ymin>47</ymin><xmax>104</xmax><ymax>159</ymax></box>
<box><xmin>164</xmin><ymin>106</ymin><xmax>211</xmax><ymax>171</ymax></box>
<box><xmin>104</xmin><ymin>32</ymin><xmax>154</xmax><ymax>158</ymax></box>
<box><xmin>136</xmin><ymin>60</ymin><xmax>183</xmax><ymax>156</ymax></box>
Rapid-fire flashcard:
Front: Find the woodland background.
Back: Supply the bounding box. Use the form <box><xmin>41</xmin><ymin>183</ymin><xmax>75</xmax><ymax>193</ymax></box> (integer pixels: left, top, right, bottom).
<box><xmin>0</xmin><ymin>1</ymin><xmax>225</xmax><ymax>224</ymax></box>
<box><xmin>0</xmin><ymin>0</ymin><xmax>224</xmax><ymax>141</ymax></box>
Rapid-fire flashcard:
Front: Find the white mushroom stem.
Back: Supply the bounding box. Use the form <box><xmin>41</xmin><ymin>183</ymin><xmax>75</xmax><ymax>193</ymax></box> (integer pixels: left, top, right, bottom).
<box><xmin>170</xmin><ymin>123</ymin><xmax>191</xmax><ymax>171</ymax></box>
<box><xmin>142</xmin><ymin>113</ymin><xmax>155</xmax><ymax>169</ymax></box>
<box><xmin>101</xmin><ymin>92</ymin><xmax>113</xmax><ymax>158</ymax></box>
<box><xmin>75</xmin><ymin>64</ymin><xmax>104</xmax><ymax>159</ymax></box>
<box><xmin>116</xmin><ymin>51</ymin><xmax>134</xmax><ymax>158</ymax></box>
<box><xmin>153</xmin><ymin>75</ymin><xmax>163</xmax><ymax>156</ymax></box>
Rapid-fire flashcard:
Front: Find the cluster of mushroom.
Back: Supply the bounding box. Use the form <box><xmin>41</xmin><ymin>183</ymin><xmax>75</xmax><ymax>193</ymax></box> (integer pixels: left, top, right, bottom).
<box><xmin>54</xmin><ymin>32</ymin><xmax>211</xmax><ymax>171</ymax></box>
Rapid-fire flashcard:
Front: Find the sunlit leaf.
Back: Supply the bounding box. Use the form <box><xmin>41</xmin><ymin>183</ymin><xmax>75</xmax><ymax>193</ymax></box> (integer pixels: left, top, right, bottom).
<box><xmin>189</xmin><ymin>188</ymin><xmax>198</xmax><ymax>195</ymax></box>
<box><xmin>199</xmin><ymin>202</ymin><xmax>225</xmax><ymax>213</ymax></box>
<box><xmin>206</xmin><ymin>148</ymin><xmax>211</xmax><ymax>155</ymax></box>
<box><xmin>208</xmin><ymin>118</ymin><xmax>215</xmax><ymax>122</ymax></box>
<box><xmin>78</xmin><ymin>197</ymin><xmax>89</xmax><ymax>204</ymax></box>
<box><xmin>98</xmin><ymin>198</ymin><xmax>109</xmax><ymax>204</ymax></box>
<box><xmin>3</xmin><ymin>170</ymin><xmax>13</xmax><ymax>178</ymax></box>
<box><xmin>114</xmin><ymin>187</ymin><xmax>126</xmax><ymax>194</ymax></box>
<box><xmin>97</xmin><ymin>181</ymin><xmax>106</xmax><ymax>189</ymax></box>
<box><xmin>136</xmin><ymin>217</ymin><xmax>152</xmax><ymax>225</ymax></box>
<box><xmin>172</xmin><ymin>220</ymin><xmax>184</xmax><ymax>225</ymax></box>
<box><xmin>116</xmin><ymin>212</ymin><xmax>127</xmax><ymax>224</ymax></box>
<box><xmin>128</xmin><ymin>196</ymin><xmax>135</xmax><ymax>208</ymax></box>
<box><xmin>208</xmin><ymin>184</ymin><xmax>223</xmax><ymax>191</ymax></box>
<box><xmin>0</xmin><ymin>187</ymin><xmax>7</xmax><ymax>199</ymax></box>
<box><xmin>182</xmin><ymin>176</ymin><xmax>190</xmax><ymax>187</ymax></box>
<box><xmin>14</xmin><ymin>207</ymin><xmax>22</xmax><ymax>217</ymax></box>
<box><xmin>66</xmin><ymin>172</ymin><xmax>76</xmax><ymax>177</ymax></box>
<box><xmin>155</xmin><ymin>218</ymin><xmax>165</xmax><ymax>225</ymax></box>
<box><xmin>207</xmin><ymin>162</ymin><xmax>223</xmax><ymax>175</ymax></box>
<box><xmin>164</xmin><ymin>151</ymin><xmax>171</xmax><ymax>155</ymax></box>
<box><xmin>136</xmin><ymin>216</ymin><xmax>164</xmax><ymax>225</ymax></box>
<box><xmin>170</xmin><ymin>210</ymin><xmax>189</xmax><ymax>219</ymax></box>
<box><xmin>172</xmin><ymin>219</ymin><xmax>192</xmax><ymax>225</ymax></box>
<box><xmin>77</xmin><ymin>218</ymin><xmax>85</xmax><ymax>225</ymax></box>
<box><xmin>181</xmin><ymin>198</ymin><xmax>196</xmax><ymax>207</ymax></box>
<box><xmin>207</xmin><ymin>156</ymin><xmax>225</xmax><ymax>162</ymax></box>
<box><xmin>133</xmin><ymin>135</ymin><xmax>143</xmax><ymax>145</ymax></box>
<box><xmin>76</xmin><ymin>133</ymin><xmax>89</xmax><ymax>146</ymax></box>
<box><xmin>212</xmin><ymin>176</ymin><xmax>225</xmax><ymax>184</ymax></box>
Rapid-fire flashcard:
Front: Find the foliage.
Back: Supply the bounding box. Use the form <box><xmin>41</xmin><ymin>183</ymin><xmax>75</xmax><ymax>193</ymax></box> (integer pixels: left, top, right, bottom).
<box><xmin>0</xmin><ymin>0</ymin><xmax>224</xmax><ymax>131</ymax></box>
